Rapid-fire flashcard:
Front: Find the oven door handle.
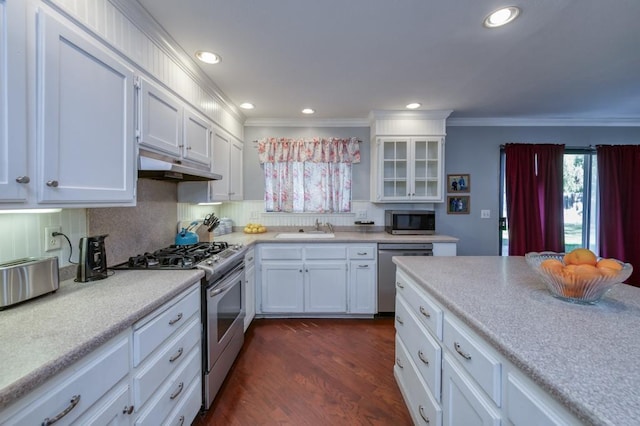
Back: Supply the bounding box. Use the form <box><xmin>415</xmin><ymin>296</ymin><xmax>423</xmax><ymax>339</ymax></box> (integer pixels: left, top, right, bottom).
<box><xmin>209</xmin><ymin>270</ymin><xmax>243</xmax><ymax>297</ymax></box>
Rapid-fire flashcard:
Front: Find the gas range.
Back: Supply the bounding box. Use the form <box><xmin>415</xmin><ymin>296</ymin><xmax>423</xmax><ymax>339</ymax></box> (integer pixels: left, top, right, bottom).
<box><xmin>112</xmin><ymin>241</ymin><xmax>245</xmax><ymax>282</ymax></box>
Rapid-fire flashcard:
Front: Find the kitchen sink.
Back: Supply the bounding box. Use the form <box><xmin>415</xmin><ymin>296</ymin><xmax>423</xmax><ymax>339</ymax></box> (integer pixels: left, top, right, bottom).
<box><xmin>275</xmin><ymin>232</ymin><xmax>335</xmax><ymax>239</ymax></box>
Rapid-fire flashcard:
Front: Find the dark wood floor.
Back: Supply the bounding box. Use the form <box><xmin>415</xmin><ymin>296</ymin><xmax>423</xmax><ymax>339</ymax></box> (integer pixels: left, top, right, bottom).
<box><xmin>193</xmin><ymin>318</ymin><xmax>412</xmax><ymax>426</ymax></box>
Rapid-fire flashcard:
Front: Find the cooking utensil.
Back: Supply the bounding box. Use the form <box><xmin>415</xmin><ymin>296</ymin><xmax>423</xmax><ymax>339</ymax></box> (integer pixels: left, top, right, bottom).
<box><xmin>204</xmin><ymin>213</ymin><xmax>220</xmax><ymax>232</ymax></box>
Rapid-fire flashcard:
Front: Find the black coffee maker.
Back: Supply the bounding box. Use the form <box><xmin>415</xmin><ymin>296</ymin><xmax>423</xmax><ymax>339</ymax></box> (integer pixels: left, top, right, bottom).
<box><xmin>76</xmin><ymin>235</ymin><xmax>109</xmax><ymax>282</ymax></box>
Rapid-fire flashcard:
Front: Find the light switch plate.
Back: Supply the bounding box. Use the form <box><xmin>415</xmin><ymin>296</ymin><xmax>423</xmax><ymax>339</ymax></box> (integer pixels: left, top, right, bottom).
<box><xmin>481</xmin><ymin>210</ymin><xmax>491</xmax><ymax>219</ymax></box>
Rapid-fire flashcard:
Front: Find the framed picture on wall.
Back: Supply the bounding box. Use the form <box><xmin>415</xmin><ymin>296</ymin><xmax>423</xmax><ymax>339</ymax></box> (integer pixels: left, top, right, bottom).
<box><xmin>447</xmin><ymin>174</ymin><xmax>470</xmax><ymax>193</ymax></box>
<box><xmin>447</xmin><ymin>196</ymin><xmax>470</xmax><ymax>214</ymax></box>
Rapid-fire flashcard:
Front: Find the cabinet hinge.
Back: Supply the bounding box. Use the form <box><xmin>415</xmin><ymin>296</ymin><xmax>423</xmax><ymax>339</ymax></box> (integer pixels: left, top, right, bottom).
<box><xmin>133</xmin><ymin>76</ymin><xmax>141</xmax><ymax>90</ymax></box>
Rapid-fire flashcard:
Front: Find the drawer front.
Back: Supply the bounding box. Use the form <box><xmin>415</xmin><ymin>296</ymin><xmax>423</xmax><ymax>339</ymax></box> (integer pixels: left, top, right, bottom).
<box><xmin>442</xmin><ymin>354</ymin><xmax>501</xmax><ymax>425</ymax></box>
<box><xmin>134</xmin><ymin>348</ymin><xmax>201</xmax><ymax>426</ymax></box>
<box><xmin>395</xmin><ymin>297</ymin><xmax>442</xmax><ymax>401</ymax></box>
<box><xmin>163</xmin><ymin>376</ymin><xmax>202</xmax><ymax>426</ymax></box>
<box><xmin>443</xmin><ymin>316</ymin><xmax>502</xmax><ymax>406</ymax></box>
<box><xmin>347</xmin><ymin>246</ymin><xmax>375</xmax><ymax>260</ymax></box>
<box><xmin>394</xmin><ymin>336</ymin><xmax>442</xmax><ymax>426</ymax></box>
<box><xmin>133</xmin><ymin>316</ymin><xmax>200</xmax><ymax>408</ymax></box>
<box><xmin>304</xmin><ymin>245</ymin><xmax>347</xmax><ymax>259</ymax></box>
<box><xmin>5</xmin><ymin>336</ymin><xmax>129</xmax><ymax>426</ymax></box>
<box><xmin>133</xmin><ymin>286</ymin><xmax>200</xmax><ymax>366</ymax></box>
<box><xmin>71</xmin><ymin>383</ymin><xmax>130</xmax><ymax>426</ymax></box>
<box><xmin>260</xmin><ymin>245</ymin><xmax>303</xmax><ymax>260</ymax></box>
<box><xmin>396</xmin><ymin>270</ymin><xmax>443</xmax><ymax>340</ymax></box>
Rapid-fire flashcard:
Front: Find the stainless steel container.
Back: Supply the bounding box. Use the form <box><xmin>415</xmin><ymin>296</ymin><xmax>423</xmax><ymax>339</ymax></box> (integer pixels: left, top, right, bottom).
<box><xmin>0</xmin><ymin>257</ymin><xmax>59</xmax><ymax>309</ymax></box>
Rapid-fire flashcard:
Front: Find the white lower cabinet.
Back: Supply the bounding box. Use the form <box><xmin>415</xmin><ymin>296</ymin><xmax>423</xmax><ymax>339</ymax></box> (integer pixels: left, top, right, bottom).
<box><xmin>244</xmin><ymin>248</ymin><xmax>256</xmax><ymax>331</ymax></box>
<box><xmin>131</xmin><ymin>284</ymin><xmax>202</xmax><ymax>425</ymax></box>
<box><xmin>394</xmin><ymin>268</ymin><xmax>580</xmax><ymax>426</ymax></box>
<box><xmin>258</xmin><ymin>243</ymin><xmax>376</xmax><ymax>315</ymax></box>
<box><xmin>0</xmin><ymin>332</ymin><xmax>131</xmax><ymax>426</ymax></box>
<box><xmin>0</xmin><ymin>283</ymin><xmax>203</xmax><ymax>426</ymax></box>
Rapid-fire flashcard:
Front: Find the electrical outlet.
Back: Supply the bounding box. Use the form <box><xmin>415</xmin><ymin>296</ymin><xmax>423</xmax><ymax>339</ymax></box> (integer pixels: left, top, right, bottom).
<box><xmin>44</xmin><ymin>226</ymin><xmax>62</xmax><ymax>252</ymax></box>
<box><xmin>356</xmin><ymin>210</ymin><xmax>367</xmax><ymax>219</ymax></box>
<box><xmin>481</xmin><ymin>209</ymin><xmax>491</xmax><ymax>219</ymax></box>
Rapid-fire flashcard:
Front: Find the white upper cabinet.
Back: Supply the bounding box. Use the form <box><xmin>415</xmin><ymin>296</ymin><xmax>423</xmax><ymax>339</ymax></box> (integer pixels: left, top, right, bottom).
<box><xmin>36</xmin><ymin>8</ymin><xmax>136</xmax><ymax>205</ymax></box>
<box><xmin>138</xmin><ymin>76</ymin><xmax>211</xmax><ymax>168</ymax></box>
<box><xmin>138</xmin><ymin>77</ymin><xmax>183</xmax><ymax>157</ymax></box>
<box><xmin>183</xmin><ymin>107</ymin><xmax>211</xmax><ymax>165</ymax></box>
<box><xmin>0</xmin><ymin>0</ymin><xmax>29</xmax><ymax>204</ymax></box>
<box><xmin>370</xmin><ymin>110</ymin><xmax>451</xmax><ymax>203</ymax></box>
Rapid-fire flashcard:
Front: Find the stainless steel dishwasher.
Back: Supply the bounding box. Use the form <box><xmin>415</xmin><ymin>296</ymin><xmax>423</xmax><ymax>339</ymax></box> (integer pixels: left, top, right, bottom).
<box><xmin>377</xmin><ymin>243</ymin><xmax>433</xmax><ymax>313</ymax></box>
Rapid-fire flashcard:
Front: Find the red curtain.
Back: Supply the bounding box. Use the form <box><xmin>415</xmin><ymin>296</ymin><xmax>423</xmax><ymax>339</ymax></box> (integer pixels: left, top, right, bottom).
<box><xmin>505</xmin><ymin>143</ymin><xmax>565</xmax><ymax>255</ymax></box>
<box><xmin>596</xmin><ymin>145</ymin><xmax>640</xmax><ymax>286</ymax></box>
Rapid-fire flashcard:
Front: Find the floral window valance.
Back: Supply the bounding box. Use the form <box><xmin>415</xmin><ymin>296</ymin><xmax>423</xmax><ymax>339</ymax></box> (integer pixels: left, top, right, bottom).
<box><xmin>257</xmin><ymin>137</ymin><xmax>361</xmax><ymax>164</ymax></box>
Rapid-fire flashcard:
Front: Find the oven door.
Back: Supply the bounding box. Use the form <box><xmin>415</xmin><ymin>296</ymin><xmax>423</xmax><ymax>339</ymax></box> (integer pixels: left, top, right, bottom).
<box><xmin>206</xmin><ymin>261</ymin><xmax>245</xmax><ymax>371</ymax></box>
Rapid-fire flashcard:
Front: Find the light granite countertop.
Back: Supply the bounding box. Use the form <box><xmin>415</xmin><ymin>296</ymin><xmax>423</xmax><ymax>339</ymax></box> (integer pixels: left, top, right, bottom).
<box><xmin>0</xmin><ymin>269</ymin><xmax>204</xmax><ymax>410</ymax></box>
<box><xmin>210</xmin><ymin>230</ymin><xmax>459</xmax><ymax>246</ymax></box>
<box><xmin>393</xmin><ymin>256</ymin><xmax>640</xmax><ymax>426</ymax></box>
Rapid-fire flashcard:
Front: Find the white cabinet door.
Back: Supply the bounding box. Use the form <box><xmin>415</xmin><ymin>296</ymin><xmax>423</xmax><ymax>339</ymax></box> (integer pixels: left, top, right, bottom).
<box><xmin>0</xmin><ymin>0</ymin><xmax>29</xmax><ymax>204</ymax></box>
<box><xmin>183</xmin><ymin>107</ymin><xmax>210</xmax><ymax>166</ymax></box>
<box><xmin>375</xmin><ymin>137</ymin><xmax>444</xmax><ymax>202</ymax></box>
<box><xmin>261</xmin><ymin>262</ymin><xmax>304</xmax><ymax>313</ymax></box>
<box><xmin>304</xmin><ymin>261</ymin><xmax>347</xmax><ymax>313</ymax></box>
<box><xmin>229</xmin><ymin>139</ymin><xmax>244</xmax><ymax>201</ymax></box>
<box><xmin>209</xmin><ymin>127</ymin><xmax>231</xmax><ymax>200</ymax></box>
<box><xmin>36</xmin><ymin>9</ymin><xmax>135</xmax><ymax>205</ymax></box>
<box><xmin>442</xmin><ymin>354</ymin><xmax>501</xmax><ymax>426</ymax></box>
<box><xmin>348</xmin><ymin>261</ymin><xmax>376</xmax><ymax>313</ymax></box>
<box><xmin>244</xmin><ymin>249</ymin><xmax>256</xmax><ymax>331</ymax></box>
<box><xmin>138</xmin><ymin>77</ymin><xmax>183</xmax><ymax>157</ymax></box>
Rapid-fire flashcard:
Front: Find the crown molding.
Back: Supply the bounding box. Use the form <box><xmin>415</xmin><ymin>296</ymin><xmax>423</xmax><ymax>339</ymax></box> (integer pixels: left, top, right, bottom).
<box><xmin>369</xmin><ymin>110</ymin><xmax>454</xmax><ymax>122</ymax></box>
<box><xmin>446</xmin><ymin>117</ymin><xmax>640</xmax><ymax>127</ymax></box>
<box><xmin>244</xmin><ymin>118</ymin><xmax>369</xmax><ymax>127</ymax></box>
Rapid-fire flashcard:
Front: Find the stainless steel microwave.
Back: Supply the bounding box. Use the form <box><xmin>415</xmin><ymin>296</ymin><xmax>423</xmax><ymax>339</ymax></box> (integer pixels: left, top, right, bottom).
<box><xmin>385</xmin><ymin>210</ymin><xmax>435</xmax><ymax>235</ymax></box>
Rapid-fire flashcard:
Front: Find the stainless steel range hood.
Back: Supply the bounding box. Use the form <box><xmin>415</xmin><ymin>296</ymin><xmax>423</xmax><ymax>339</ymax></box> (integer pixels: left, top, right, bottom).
<box><xmin>138</xmin><ymin>149</ymin><xmax>221</xmax><ymax>181</ymax></box>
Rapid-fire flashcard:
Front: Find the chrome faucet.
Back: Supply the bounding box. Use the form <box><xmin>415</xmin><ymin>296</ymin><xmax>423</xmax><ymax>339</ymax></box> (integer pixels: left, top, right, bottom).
<box><xmin>326</xmin><ymin>222</ymin><xmax>334</xmax><ymax>233</ymax></box>
<box><xmin>315</xmin><ymin>218</ymin><xmax>321</xmax><ymax>231</ymax></box>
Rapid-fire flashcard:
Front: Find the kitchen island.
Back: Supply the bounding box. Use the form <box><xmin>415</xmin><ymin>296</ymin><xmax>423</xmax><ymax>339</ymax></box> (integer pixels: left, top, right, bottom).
<box><xmin>393</xmin><ymin>256</ymin><xmax>640</xmax><ymax>426</ymax></box>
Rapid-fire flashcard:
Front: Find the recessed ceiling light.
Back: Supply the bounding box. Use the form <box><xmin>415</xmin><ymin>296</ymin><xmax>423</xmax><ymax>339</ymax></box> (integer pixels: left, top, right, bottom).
<box><xmin>483</xmin><ymin>6</ymin><xmax>521</xmax><ymax>28</ymax></box>
<box><xmin>239</xmin><ymin>102</ymin><xmax>255</xmax><ymax>110</ymax></box>
<box><xmin>302</xmin><ymin>108</ymin><xmax>315</xmax><ymax>114</ymax></box>
<box><xmin>195</xmin><ymin>50</ymin><xmax>221</xmax><ymax>64</ymax></box>
<box><xmin>406</xmin><ymin>103</ymin><xmax>421</xmax><ymax>109</ymax></box>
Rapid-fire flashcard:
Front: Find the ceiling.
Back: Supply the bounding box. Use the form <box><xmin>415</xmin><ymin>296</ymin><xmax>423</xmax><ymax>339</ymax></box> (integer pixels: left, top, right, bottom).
<box><xmin>137</xmin><ymin>0</ymin><xmax>640</xmax><ymax>123</ymax></box>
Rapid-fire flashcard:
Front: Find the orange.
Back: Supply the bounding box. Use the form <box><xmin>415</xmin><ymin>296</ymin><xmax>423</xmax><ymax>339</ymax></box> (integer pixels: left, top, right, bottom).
<box><xmin>573</xmin><ymin>264</ymin><xmax>602</xmax><ymax>281</ymax></box>
<box><xmin>563</xmin><ymin>248</ymin><xmax>598</xmax><ymax>266</ymax></box>
<box><xmin>598</xmin><ymin>267</ymin><xmax>620</xmax><ymax>278</ymax></box>
<box><xmin>596</xmin><ymin>258</ymin><xmax>623</xmax><ymax>271</ymax></box>
<box><xmin>541</xmin><ymin>259</ymin><xmax>563</xmax><ymax>274</ymax></box>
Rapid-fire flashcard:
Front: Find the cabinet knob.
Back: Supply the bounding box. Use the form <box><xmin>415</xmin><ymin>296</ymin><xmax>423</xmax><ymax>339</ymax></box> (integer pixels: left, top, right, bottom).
<box><xmin>186</xmin><ymin>146</ymin><xmax>192</xmax><ymax>150</ymax></box>
<box><xmin>122</xmin><ymin>405</ymin><xmax>134</xmax><ymax>415</ymax></box>
<box><xmin>46</xmin><ymin>180</ymin><xmax>59</xmax><ymax>187</ymax></box>
<box><xmin>15</xmin><ymin>176</ymin><xmax>30</xmax><ymax>184</ymax></box>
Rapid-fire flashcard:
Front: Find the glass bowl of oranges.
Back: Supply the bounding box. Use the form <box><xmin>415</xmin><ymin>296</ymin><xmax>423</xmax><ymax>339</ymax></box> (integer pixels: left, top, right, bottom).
<box><xmin>525</xmin><ymin>249</ymin><xmax>633</xmax><ymax>304</ymax></box>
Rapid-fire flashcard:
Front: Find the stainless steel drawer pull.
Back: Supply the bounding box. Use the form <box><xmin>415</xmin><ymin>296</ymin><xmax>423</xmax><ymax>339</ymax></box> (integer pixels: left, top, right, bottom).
<box><xmin>46</xmin><ymin>180</ymin><xmax>59</xmax><ymax>187</ymax></box>
<box><xmin>42</xmin><ymin>394</ymin><xmax>80</xmax><ymax>425</ymax></box>
<box><xmin>168</xmin><ymin>312</ymin><xmax>183</xmax><ymax>325</ymax></box>
<box><xmin>15</xmin><ymin>176</ymin><xmax>30</xmax><ymax>184</ymax></box>
<box><xmin>419</xmin><ymin>405</ymin><xmax>430</xmax><ymax>423</ymax></box>
<box><xmin>357</xmin><ymin>252</ymin><xmax>368</xmax><ymax>255</ymax></box>
<box><xmin>396</xmin><ymin>281</ymin><xmax>404</xmax><ymax>289</ymax></box>
<box><xmin>358</xmin><ymin>264</ymin><xmax>369</xmax><ymax>268</ymax></box>
<box><xmin>169</xmin><ymin>347</ymin><xmax>184</xmax><ymax>363</ymax></box>
<box><xmin>396</xmin><ymin>357</ymin><xmax>404</xmax><ymax>369</ymax></box>
<box><xmin>178</xmin><ymin>415</ymin><xmax>185</xmax><ymax>426</ymax></box>
<box><xmin>454</xmin><ymin>342</ymin><xmax>472</xmax><ymax>360</ymax></box>
<box><xmin>395</xmin><ymin>315</ymin><xmax>403</xmax><ymax>325</ymax></box>
<box><xmin>122</xmin><ymin>405</ymin><xmax>134</xmax><ymax>415</ymax></box>
<box><xmin>170</xmin><ymin>382</ymin><xmax>184</xmax><ymax>400</ymax></box>
<box><xmin>419</xmin><ymin>306</ymin><xmax>431</xmax><ymax>318</ymax></box>
<box><xmin>418</xmin><ymin>350</ymin><xmax>429</xmax><ymax>365</ymax></box>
